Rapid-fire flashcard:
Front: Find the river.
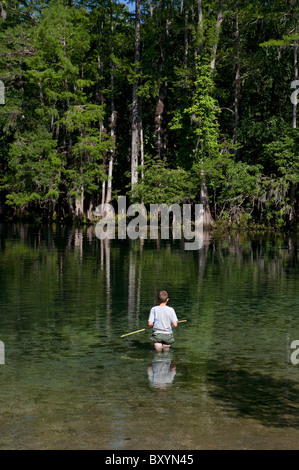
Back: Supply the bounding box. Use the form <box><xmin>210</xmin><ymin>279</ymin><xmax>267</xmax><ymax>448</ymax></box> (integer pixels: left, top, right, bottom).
<box><xmin>0</xmin><ymin>223</ymin><xmax>298</xmax><ymax>449</ymax></box>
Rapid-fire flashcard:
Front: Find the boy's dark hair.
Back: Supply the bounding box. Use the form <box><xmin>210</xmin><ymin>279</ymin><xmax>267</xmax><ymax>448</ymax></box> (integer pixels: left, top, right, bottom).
<box><xmin>158</xmin><ymin>290</ymin><xmax>168</xmax><ymax>303</ymax></box>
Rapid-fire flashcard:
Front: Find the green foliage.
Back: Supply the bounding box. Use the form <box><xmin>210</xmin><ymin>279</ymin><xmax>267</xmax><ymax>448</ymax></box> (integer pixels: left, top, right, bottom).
<box><xmin>0</xmin><ymin>0</ymin><xmax>298</xmax><ymax>228</ymax></box>
<box><xmin>217</xmin><ymin>161</ymin><xmax>263</xmax><ymax>218</ymax></box>
<box><xmin>260</xmin><ymin>133</ymin><xmax>299</xmax><ymax>226</ymax></box>
<box><xmin>62</xmin><ymin>104</ymin><xmax>114</xmax><ymax>196</ymax></box>
<box><xmin>170</xmin><ymin>59</ymin><xmax>222</xmax><ymax>166</ymax></box>
<box><xmin>262</xmin><ymin>134</ymin><xmax>299</xmax><ymax>184</ymax></box>
<box><xmin>25</xmin><ymin>1</ymin><xmax>91</xmax><ymax>115</ymax></box>
<box><xmin>129</xmin><ymin>157</ymin><xmax>197</xmax><ymax>206</ymax></box>
<box><xmin>1</xmin><ymin>126</ymin><xmax>60</xmax><ymax>206</ymax></box>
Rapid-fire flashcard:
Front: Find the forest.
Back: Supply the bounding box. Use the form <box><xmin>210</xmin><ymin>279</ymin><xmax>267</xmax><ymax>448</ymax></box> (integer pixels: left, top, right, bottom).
<box><xmin>0</xmin><ymin>0</ymin><xmax>298</xmax><ymax>229</ymax></box>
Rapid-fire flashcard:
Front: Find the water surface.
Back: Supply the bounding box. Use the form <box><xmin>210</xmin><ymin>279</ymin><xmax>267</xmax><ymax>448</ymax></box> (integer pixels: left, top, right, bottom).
<box><xmin>0</xmin><ymin>223</ymin><xmax>298</xmax><ymax>449</ymax></box>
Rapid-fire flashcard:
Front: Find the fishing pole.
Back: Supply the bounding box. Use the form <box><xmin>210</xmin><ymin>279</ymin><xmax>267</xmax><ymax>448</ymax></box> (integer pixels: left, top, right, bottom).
<box><xmin>120</xmin><ymin>320</ymin><xmax>187</xmax><ymax>338</ymax></box>
<box><xmin>120</xmin><ymin>328</ymin><xmax>146</xmax><ymax>338</ymax></box>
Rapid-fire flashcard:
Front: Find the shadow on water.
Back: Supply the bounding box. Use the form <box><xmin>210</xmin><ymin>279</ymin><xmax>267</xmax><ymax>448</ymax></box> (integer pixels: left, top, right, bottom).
<box><xmin>205</xmin><ymin>361</ymin><xmax>299</xmax><ymax>428</ymax></box>
<box><xmin>126</xmin><ymin>338</ymin><xmax>151</xmax><ymax>351</ymax></box>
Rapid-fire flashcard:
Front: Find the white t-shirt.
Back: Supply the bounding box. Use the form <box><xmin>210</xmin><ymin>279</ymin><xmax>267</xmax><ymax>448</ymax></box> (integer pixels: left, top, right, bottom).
<box><xmin>148</xmin><ymin>305</ymin><xmax>178</xmax><ymax>334</ymax></box>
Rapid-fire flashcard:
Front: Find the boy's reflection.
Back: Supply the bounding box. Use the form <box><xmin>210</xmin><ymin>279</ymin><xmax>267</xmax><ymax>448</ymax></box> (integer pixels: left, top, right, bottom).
<box><xmin>147</xmin><ymin>354</ymin><xmax>176</xmax><ymax>389</ymax></box>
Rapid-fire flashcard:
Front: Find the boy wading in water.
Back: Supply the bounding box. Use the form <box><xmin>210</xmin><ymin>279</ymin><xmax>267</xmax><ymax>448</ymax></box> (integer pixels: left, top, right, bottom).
<box><xmin>148</xmin><ymin>290</ymin><xmax>178</xmax><ymax>352</ymax></box>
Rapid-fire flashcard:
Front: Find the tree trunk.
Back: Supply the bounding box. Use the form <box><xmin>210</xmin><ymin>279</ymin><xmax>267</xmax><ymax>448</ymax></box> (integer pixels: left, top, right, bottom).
<box><xmin>200</xmin><ymin>170</ymin><xmax>214</xmax><ymax>227</ymax></box>
<box><xmin>140</xmin><ymin>99</ymin><xmax>144</xmax><ymax>179</ymax></box>
<box><xmin>155</xmin><ymin>96</ymin><xmax>164</xmax><ymax>157</ymax></box>
<box><xmin>154</xmin><ymin>3</ymin><xmax>170</xmax><ymax>159</ymax></box>
<box><xmin>210</xmin><ymin>6</ymin><xmax>223</xmax><ymax>72</ymax></box>
<box><xmin>195</xmin><ymin>0</ymin><xmax>213</xmax><ymax>227</ymax></box>
<box><xmin>233</xmin><ymin>11</ymin><xmax>241</xmax><ymax>159</ymax></box>
<box><xmin>183</xmin><ymin>6</ymin><xmax>189</xmax><ymax>96</ymax></box>
<box><xmin>106</xmin><ymin>1</ymin><xmax>116</xmax><ymax>204</ymax></box>
<box><xmin>131</xmin><ymin>0</ymin><xmax>141</xmax><ymax>189</ymax></box>
<box><xmin>101</xmin><ymin>123</ymin><xmax>107</xmax><ymax>206</ymax></box>
<box><xmin>197</xmin><ymin>0</ymin><xmax>203</xmax><ymax>56</ymax></box>
<box><xmin>96</xmin><ymin>49</ymin><xmax>107</xmax><ymax>205</ymax></box>
<box><xmin>75</xmin><ymin>186</ymin><xmax>84</xmax><ymax>217</ymax></box>
<box><xmin>106</xmin><ymin>115</ymin><xmax>115</xmax><ymax>203</ymax></box>
<box><xmin>293</xmin><ymin>7</ymin><xmax>298</xmax><ymax>129</ymax></box>
<box><xmin>101</xmin><ymin>180</ymin><xmax>106</xmax><ymax>206</ymax></box>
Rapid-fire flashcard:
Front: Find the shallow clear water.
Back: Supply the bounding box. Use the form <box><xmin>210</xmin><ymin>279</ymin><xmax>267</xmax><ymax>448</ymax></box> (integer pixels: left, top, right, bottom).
<box><xmin>0</xmin><ymin>223</ymin><xmax>298</xmax><ymax>449</ymax></box>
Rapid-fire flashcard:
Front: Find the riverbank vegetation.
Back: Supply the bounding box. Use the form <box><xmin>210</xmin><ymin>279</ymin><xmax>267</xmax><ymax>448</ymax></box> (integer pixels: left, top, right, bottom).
<box><xmin>0</xmin><ymin>0</ymin><xmax>298</xmax><ymax>230</ymax></box>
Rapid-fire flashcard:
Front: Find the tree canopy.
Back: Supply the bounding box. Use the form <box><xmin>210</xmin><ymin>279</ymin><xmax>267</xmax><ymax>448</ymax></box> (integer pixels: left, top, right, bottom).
<box><xmin>0</xmin><ymin>0</ymin><xmax>298</xmax><ymax>229</ymax></box>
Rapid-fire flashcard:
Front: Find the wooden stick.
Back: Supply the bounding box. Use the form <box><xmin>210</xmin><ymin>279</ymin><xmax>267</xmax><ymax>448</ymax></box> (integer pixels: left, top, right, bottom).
<box><xmin>120</xmin><ymin>328</ymin><xmax>146</xmax><ymax>338</ymax></box>
<box><xmin>120</xmin><ymin>320</ymin><xmax>187</xmax><ymax>338</ymax></box>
